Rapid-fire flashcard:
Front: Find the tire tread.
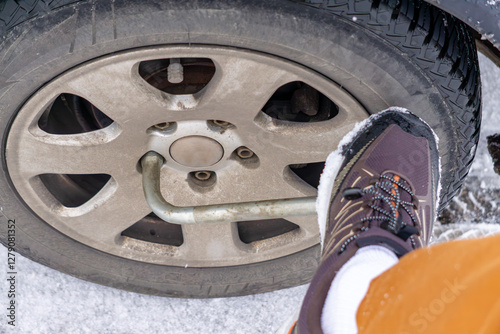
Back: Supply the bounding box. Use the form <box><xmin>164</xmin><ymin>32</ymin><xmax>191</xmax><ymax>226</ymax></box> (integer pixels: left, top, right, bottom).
<box><xmin>0</xmin><ymin>0</ymin><xmax>79</xmax><ymax>35</ymax></box>
<box><xmin>292</xmin><ymin>0</ymin><xmax>481</xmax><ymax>208</ymax></box>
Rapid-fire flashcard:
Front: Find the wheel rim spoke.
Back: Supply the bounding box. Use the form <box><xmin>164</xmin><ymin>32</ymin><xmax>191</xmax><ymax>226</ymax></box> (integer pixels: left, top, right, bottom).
<box><xmin>249</xmin><ymin>106</ymin><xmax>368</xmax><ymax>166</ymax></box>
<box><xmin>12</xmin><ymin>124</ymin><xmax>125</xmax><ymax>177</ymax></box>
<box><xmin>195</xmin><ymin>54</ymin><xmax>299</xmax><ymax>123</ymax></box>
<box><xmin>215</xmin><ymin>163</ymin><xmax>314</xmax><ymax>199</ymax></box>
<box><xmin>180</xmin><ymin>223</ymin><xmax>250</xmax><ymax>263</ymax></box>
<box><xmin>53</xmin><ymin>176</ymin><xmax>150</xmax><ymax>245</ymax></box>
<box><xmin>284</xmin><ymin>216</ymin><xmax>319</xmax><ymax>237</ymax></box>
<box><xmin>61</xmin><ymin>58</ymin><xmax>187</xmax><ymax>129</ymax></box>
<box><xmin>12</xmin><ymin>122</ymin><xmax>145</xmax><ymax>178</ymax></box>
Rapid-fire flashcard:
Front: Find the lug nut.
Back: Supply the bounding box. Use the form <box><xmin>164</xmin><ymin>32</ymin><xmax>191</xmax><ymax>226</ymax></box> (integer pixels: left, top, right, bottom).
<box><xmin>236</xmin><ymin>147</ymin><xmax>254</xmax><ymax>159</ymax></box>
<box><xmin>194</xmin><ymin>171</ymin><xmax>213</xmax><ymax>181</ymax></box>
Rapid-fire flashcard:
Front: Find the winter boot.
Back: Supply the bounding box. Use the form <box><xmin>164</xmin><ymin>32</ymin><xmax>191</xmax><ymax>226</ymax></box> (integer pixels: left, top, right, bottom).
<box><xmin>284</xmin><ymin>108</ymin><xmax>440</xmax><ymax>334</ymax></box>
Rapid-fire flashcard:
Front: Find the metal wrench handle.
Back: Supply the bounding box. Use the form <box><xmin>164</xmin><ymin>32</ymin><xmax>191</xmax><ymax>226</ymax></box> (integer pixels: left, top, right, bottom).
<box><xmin>141</xmin><ymin>151</ymin><xmax>317</xmax><ymax>224</ymax></box>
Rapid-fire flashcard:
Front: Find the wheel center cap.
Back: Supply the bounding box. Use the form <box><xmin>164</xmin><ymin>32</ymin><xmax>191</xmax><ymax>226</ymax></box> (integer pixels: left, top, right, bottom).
<box><xmin>169</xmin><ymin>136</ymin><xmax>224</xmax><ymax>167</ymax></box>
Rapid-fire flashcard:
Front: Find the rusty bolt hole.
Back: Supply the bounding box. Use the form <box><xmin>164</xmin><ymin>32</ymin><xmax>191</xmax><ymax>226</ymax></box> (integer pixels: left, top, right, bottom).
<box><xmin>147</xmin><ymin>122</ymin><xmax>177</xmax><ymax>134</ymax></box>
<box><xmin>236</xmin><ymin>147</ymin><xmax>254</xmax><ymax>159</ymax></box>
<box><xmin>208</xmin><ymin>120</ymin><xmax>234</xmax><ymax>129</ymax></box>
<box><xmin>230</xmin><ymin>148</ymin><xmax>260</xmax><ymax>169</ymax></box>
<box><xmin>207</xmin><ymin>120</ymin><xmax>235</xmax><ymax>133</ymax></box>
<box><xmin>154</xmin><ymin>122</ymin><xmax>171</xmax><ymax>130</ymax></box>
<box><xmin>213</xmin><ymin>120</ymin><xmax>230</xmax><ymax>127</ymax></box>
<box><xmin>188</xmin><ymin>170</ymin><xmax>217</xmax><ymax>189</ymax></box>
<box><xmin>194</xmin><ymin>171</ymin><xmax>213</xmax><ymax>181</ymax></box>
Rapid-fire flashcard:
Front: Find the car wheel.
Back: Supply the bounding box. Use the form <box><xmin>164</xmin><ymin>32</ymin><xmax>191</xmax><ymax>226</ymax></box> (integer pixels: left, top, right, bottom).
<box><xmin>0</xmin><ymin>0</ymin><xmax>480</xmax><ymax>297</ymax></box>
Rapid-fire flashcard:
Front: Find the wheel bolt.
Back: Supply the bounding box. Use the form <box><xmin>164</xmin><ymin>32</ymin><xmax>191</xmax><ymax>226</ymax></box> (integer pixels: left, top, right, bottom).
<box><xmin>194</xmin><ymin>171</ymin><xmax>213</xmax><ymax>181</ymax></box>
<box><xmin>236</xmin><ymin>147</ymin><xmax>254</xmax><ymax>159</ymax></box>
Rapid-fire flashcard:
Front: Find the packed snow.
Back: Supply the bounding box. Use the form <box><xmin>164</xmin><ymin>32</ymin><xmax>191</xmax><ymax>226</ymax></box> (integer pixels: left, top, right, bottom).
<box><xmin>1</xmin><ymin>55</ymin><xmax>499</xmax><ymax>334</ymax></box>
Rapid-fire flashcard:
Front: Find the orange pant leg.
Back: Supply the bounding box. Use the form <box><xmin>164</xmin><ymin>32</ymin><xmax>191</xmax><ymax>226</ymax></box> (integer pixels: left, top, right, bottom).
<box><xmin>357</xmin><ymin>233</ymin><xmax>500</xmax><ymax>334</ymax></box>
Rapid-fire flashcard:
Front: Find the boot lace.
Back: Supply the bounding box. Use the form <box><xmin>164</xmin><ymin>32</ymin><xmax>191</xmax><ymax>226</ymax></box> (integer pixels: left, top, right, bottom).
<box><xmin>339</xmin><ymin>174</ymin><xmax>420</xmax><ymax>253</ymax></box>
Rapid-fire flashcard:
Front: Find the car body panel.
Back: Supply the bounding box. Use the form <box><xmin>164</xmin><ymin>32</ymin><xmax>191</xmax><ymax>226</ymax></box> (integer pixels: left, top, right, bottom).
<box><xmin>425</xmin><ymin>0</ymin><xmax>500</xmax><ymax>65</ymax></box>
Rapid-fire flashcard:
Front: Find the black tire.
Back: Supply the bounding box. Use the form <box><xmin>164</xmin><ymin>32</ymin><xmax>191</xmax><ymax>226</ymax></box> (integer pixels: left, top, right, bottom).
<box><xmin>295</xmin><ymin>0</ymin><xmax>481</xmax><ymax>207</ymax></box>
<box><xmin>0</xmin><ymin>0</ymin><xmax>480</xmax><ymax>297</ymax></box>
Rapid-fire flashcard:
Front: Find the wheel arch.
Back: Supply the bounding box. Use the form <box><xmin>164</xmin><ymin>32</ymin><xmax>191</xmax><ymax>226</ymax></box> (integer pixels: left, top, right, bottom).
<box><xmin>423</xmin><ymin>0</ymin><xmax>500</xmax><ymax>67</ymax></box>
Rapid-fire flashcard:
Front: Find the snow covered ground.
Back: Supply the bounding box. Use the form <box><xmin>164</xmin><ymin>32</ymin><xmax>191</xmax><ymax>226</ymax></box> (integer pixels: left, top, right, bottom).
<box><xmin>1</xmin><ymin>54</ymin><xmax>500</xmax><ymax>334</ymax></box>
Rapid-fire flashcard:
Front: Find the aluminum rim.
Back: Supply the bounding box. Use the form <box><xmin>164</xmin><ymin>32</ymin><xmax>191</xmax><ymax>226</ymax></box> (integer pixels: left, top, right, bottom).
<box><xmin>6</xmin><ymin>46</ymin><xmax>369</xmax><ymax>267</ymax></box>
